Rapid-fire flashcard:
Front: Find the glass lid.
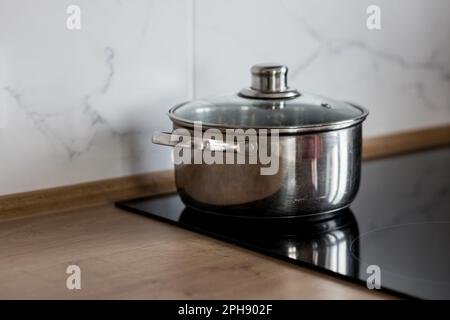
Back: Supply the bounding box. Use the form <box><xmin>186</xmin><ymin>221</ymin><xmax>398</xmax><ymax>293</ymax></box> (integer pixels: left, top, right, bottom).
<box><xmin>169</xmin><ymin>63</ymin><xmax>368</xmax><ymax>133</ymax></box>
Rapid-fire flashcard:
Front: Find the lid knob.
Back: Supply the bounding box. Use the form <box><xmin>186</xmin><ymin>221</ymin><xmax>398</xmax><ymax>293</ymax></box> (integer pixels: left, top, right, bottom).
<box><xmin>240</xmin><ymin>63</ymin><xmax>300</xmax><ymax>99</ymax></box>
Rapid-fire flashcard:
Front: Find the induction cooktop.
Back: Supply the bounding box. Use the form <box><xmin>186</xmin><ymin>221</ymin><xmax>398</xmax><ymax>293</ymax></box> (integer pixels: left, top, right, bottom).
<box><xmin>116</xmin><ymin>147</ymin><xmax>450</xmax><ymax>299</ymax></box>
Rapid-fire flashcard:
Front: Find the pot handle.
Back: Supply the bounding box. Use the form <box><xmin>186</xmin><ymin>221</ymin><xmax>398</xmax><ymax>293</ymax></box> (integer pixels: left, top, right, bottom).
<box><xmin>152</xmin><ymin>131</ymin><xmax>251</xmax><ymax>153</ymax></box>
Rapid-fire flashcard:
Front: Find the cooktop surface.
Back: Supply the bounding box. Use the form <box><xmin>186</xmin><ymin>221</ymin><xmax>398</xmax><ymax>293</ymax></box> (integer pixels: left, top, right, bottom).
<box><xmin>116</xmin><ymin>147</ymin><xmax>450</xmax><ymax>299</ymax></box>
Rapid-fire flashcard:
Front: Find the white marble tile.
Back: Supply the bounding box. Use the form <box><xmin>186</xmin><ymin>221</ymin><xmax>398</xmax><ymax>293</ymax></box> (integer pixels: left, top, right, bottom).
<box><xmin>194</xmin><ymin>0</ymin><xmax>450</xmax><ymax>137</ymax></box>
<box><xmin>0</xmin><ymin>0</ymin><xmax>190</xmax><ymax>194</ymax></box>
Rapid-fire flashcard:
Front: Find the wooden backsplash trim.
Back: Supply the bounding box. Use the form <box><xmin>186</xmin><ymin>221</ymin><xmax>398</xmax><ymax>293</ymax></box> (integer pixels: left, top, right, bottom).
<box><xmin>1</xmin><ymin>125</ymin><xmax>449</xmax><ymax>221</ymax></box>
<box><xmin>0</xmin><ymin>170</ymin><xmax>175</xmax><ymax>221</ymax></box>
<box><xmin>363</xmin><ymin>125</ymin><xmax>450</xmax><ymax>160</ymax></box>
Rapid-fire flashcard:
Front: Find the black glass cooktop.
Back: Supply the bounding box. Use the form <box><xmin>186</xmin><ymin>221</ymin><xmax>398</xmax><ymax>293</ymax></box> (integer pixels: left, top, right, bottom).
<box><xmin>116</xmin><ymin>147</ymin><xmax>450</xmax><ymax>299</ymax></box>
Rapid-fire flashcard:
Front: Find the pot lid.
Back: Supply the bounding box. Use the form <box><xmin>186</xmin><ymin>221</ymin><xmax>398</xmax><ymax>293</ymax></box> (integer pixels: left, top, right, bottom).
<box><xmin>169</xmin><ymin>63</ymin><xmax>368</xmax><ymax>133</ymax></box>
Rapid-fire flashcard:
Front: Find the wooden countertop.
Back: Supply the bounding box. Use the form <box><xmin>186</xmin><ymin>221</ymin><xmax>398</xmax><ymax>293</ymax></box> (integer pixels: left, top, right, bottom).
<box><xmin>7</xmin><ymin>126</ymin><xmax>448</xmax><ymax>299</ymax></box>
<box><xmin>0</xmin><ymin>204</ymin><xmax>393</xmax><ymax>299</ymax></box>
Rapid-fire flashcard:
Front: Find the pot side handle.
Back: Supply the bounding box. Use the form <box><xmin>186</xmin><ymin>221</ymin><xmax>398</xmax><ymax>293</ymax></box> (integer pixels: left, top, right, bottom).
<box><xmin>152</xmin><ymin>131</ymin><xmax>253</xmax><ymax>154</ymax></box>
<box><xmin>152</xmin><ymin>131</ymin><xmax>182</xmax><ymax>147</ymax></box>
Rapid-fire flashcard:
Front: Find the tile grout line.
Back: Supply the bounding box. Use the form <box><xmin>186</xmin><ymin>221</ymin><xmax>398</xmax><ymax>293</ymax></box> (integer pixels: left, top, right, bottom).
<box><xmin>187</xmin><ymin>0</ymin><xmax>196</xmax><ymax>100</ymax></box>
<box><xmin>0</xmin><ymin>50</ymin><xmax>6</xmax><ymax>129</ymax></box>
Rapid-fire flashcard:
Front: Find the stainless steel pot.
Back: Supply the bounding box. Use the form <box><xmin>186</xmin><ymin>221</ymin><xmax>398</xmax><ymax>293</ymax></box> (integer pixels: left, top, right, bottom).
<box><xmin>153</xmin><ymin>63</ymin><xmax>368</xmax><ymax>218</ymax></box>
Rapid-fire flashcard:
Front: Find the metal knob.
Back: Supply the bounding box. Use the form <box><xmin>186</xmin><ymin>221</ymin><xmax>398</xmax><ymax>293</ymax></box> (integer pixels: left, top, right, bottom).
<box><xmin>240</xmin><ymin>63</ymin><xmax>300</xmax><ymax>99</ymax></box>
<box><xmin>251</xmin><ymin>63</ymin><xmax>288</xmax><ymax>93</ymax></box>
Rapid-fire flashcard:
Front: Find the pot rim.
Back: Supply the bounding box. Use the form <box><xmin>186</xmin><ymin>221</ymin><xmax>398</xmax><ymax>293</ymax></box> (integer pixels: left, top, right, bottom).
<box><xmin>168</xmin><ymin>101</ymin><xmax>369</xmax><ymax>134</ymax></box>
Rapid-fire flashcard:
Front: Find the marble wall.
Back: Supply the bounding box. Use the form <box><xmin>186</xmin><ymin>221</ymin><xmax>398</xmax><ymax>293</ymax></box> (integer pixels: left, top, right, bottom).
<box><xmin>0</xmin><ymin>0</ymin><xmax>449</xmax><ymax>195</ymax></box>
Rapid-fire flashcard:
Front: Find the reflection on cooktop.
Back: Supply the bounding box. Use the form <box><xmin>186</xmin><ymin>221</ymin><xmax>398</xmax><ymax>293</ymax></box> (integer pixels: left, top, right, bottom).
<box><xmin>179</xmin><ymin>206</ymin><xmax>360</xmax><ymax>276</ymax></box>
<box><xmin>116</xmin><ymin>147</ymin><xmax>450</xmax><ymax>299</ymax></box>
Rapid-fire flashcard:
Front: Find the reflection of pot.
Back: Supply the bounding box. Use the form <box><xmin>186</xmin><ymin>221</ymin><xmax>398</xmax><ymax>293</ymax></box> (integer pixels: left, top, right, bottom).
<box><xmin>153</xmin><ymin>63</ymin><xmax>368</xmax><ymax>218</ymax></box>
<box><xmin>179</xmin><ymin>208</ymin><xmax>359</xmax><ymax>276</ymax></box>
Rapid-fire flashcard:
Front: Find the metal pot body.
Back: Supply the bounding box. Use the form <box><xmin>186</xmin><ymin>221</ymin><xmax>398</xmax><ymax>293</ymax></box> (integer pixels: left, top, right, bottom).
<box><xmin>173</xmin><ymin>124</ymin><xmax>362</xmax><ymax>218</ymax></box>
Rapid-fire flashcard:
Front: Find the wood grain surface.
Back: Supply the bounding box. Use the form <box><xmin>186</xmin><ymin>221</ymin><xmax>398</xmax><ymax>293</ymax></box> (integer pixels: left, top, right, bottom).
<box><xmin>0</xmin><ymin>204</ymin><xmax>393</xmax><ymax>299</ymax></box>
